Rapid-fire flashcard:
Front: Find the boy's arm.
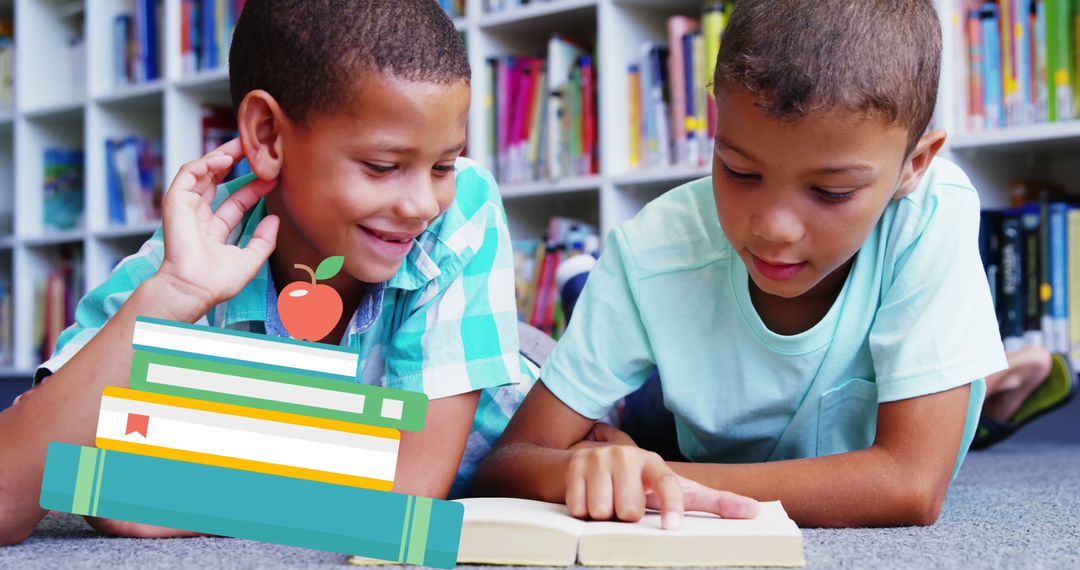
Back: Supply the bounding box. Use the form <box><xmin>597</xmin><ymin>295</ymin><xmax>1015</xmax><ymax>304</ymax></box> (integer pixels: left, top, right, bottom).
<box><xmin>669</xmin><ymin>383</ymin><xmax>972</xmax><ymax>527</ymax></box>
<box><xmin>471</xmin><ymin>381</ymin><xmax>593</xmax><ymax>503</ymax></box>
<box><xmin>0</xmin><ymin>277</ymin><xmax>209</xmax><ymax>544</ymax></box>
<box><xmin>0</xmin><ymin>141</ymin><xmax>278</xmax><ymax>545</ymax></box>
<box><xmin>392</xmin><ymin>391</ymin><xmax>481</xmax><ymax>499</ymax></box>
<box><xmin>473</xmin><ymin>381</ymin><xmax>756</xmax><ymax>527</ymax></box>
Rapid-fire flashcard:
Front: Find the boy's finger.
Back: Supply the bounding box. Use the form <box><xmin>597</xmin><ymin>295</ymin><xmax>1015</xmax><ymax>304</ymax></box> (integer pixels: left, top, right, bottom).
<box><xmin>585</xmin><ymin>464</ymin><xmax>615</xmax><ymax>521</ymax></box>
<box><xmin>172</xmin><ymin>153</ymin><xmax>237</xmax><ymax>199</ymax></box>
<box><xmin>611</xmin><ymin>460</ymin><xmax>646</xmax><ymax>522</ymax></box>
<box><xmin>565</xmin><ymin>457</ymin><xmax>589</xmax><ymax>519</ymax></box>
<box><xmin>681</xmin><ymin>478</ymin><xmax>760</xmax><ymax>520</ymax></box>
<box><xmin>642</xmin><ymin>459</ymin><xmax>684</xmax><ymax>529</ymax></box>
<box><xmin>208</xmin><ymin>137</ymin><xmax>244</xmax><ymax>161</ymax></box>
<box><xmin>243</xmin><ymin>215</ymin><xmax>280</xmax><ymax>266</ymax></box>
<box><xmin>211</xmin><ymin>178</ymin><xmax>277</xmax><ymax>239</ymax></box>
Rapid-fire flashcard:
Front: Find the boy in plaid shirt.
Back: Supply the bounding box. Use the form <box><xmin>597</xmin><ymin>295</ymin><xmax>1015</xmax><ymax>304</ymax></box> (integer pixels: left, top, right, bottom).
<box><xmin>0</xmin><ymin>0</ymin><xmax>526</xmax><ymax>543</ymax></box>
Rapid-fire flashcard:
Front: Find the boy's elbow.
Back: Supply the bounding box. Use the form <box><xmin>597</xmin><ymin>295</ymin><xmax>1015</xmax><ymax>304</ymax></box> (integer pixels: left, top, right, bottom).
<box><xmin>0</xmin><ymin>505</ymin><xmax>33</xmax><ymax>546</ymax></box>
<box><xmin>889</xmin><ymin>475</ymin><xmax>948</xmax><ymax>526</ymax></box>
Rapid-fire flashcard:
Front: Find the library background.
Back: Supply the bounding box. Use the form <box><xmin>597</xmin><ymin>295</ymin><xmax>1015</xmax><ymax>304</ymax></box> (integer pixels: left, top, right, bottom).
<box><xmin>0</xmin><ymin>0</ymin><xmax>1077</xmax><ymax>438</ymax></box>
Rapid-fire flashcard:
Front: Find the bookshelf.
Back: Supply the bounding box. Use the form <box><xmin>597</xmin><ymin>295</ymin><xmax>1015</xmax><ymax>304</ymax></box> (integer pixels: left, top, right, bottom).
<box><xmin>0</xmin><ymin>0</ymin><xmax>1076</xmax><ymax>392</ymax></box>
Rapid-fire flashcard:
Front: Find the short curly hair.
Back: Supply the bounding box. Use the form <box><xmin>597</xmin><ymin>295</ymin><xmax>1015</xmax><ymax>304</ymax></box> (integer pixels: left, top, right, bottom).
<box><xmin>229</xmin><ymin>0</ymin><xmax>470</xmax><ymax>123</ymax></box>
<box><xmin>714</xmin><ymin>0</ymin><xmax>941</xmax><ymax>155</ymax></box>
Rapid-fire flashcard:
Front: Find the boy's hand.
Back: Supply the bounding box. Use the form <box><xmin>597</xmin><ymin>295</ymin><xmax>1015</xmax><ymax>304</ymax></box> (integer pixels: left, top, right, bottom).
<box><xmin>565</xmin><ymin>444</ymin><xmax>759</xmax><ymax>530</ymax></box>
<box><xmin>155</xmin><ymin>138</ymin><xmax>279</xmax><ymax>319</ymax></box>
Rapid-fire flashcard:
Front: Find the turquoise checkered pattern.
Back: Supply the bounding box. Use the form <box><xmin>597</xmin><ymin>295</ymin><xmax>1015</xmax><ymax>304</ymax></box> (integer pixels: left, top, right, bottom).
<box><xmin>36</xmin><ymin>157</ymin><xmax>529</xmax><ymax>496</ymax></box>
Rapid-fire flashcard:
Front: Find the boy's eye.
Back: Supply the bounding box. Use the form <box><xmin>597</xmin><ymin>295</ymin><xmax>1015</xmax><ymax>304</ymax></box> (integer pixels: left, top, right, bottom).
<box><xmin>433</xmin><ymin>164</ymin><xmax>457</xmax><ymax>175</ymax></box>
<box><xmin>812</xmin><ymin>187</ymin><xmax>857</xmax><ymax>202</ymax></box>
<box><xmin>720</xmin><ymin>163</ymin><xmax>760</xmax><ymax>182</ymax></box>
<box><xmin>363</xmin><ymin>162</ymin><xmax>395</xmax><ymax>174</ymax></box>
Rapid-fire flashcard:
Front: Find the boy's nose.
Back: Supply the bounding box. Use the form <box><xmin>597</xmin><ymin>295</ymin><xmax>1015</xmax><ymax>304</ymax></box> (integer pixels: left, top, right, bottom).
<box><xmin>395</xmin><ymin>179</ymin><xmax>441</xmax><ymax>222</ymax></box>
<box><xmin>750</xmin><ymin>207</ymin><xmax>804</xmax><ymax>245</ymax></box>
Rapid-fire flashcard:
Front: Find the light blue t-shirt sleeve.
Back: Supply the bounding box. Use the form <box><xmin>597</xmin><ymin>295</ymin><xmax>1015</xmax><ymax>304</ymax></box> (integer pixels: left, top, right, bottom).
<box><xmin>540</xmin><ymin>229</ymin><xmax>657</xmax><ymax>420</ymax></box>
<box><xmin>870</xmin><ymin>181</ymin><xmax>1008</xmax><ymax>403</ymax></box>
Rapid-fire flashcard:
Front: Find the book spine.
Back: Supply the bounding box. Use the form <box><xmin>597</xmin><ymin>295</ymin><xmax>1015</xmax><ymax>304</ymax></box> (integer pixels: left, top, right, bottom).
<box><xmin>1067</xmin><ymin>208</ymin><xmax>1080</xmax><ymax>368</ymax></box>
<box><xmin>1050</xmin><ymin>0</ymin><xmax>1076</xmax><ymax>120</ymax></box>
<box><xmin>1021</xmin><ymin>204</ymin><xmax>1044</xmax><ymax>347</ymax></box>
<box><xmin>40</xmin><ymin>443</ymin><xmax>463</xmax><ymax>569</ymax></box>
<box><xmin>982</xmin><ymin>3</ymin><xmax>1004</xmax><ymax>128</ymax></box>
<box><xmin>628</xmin><ymin>64</ymin><xmax>641</xmax><ymax>168</ymax></box>
<box><xmin>967</xmin><ymin>8</ymin><xmax>986</xmax><ymax>131</ymax></box>
<box><xmin>1048</xmin><ymin>202</ymin><xmax>1069</xmax><ymax>354</ymax></box>
<box><xmin>1000</xmin><ymin>211</ymin><xmax>1025</xmax><ymax>350</ymax></box>
<box><xmin>128</xmin><ymin>350</ymin><xmax>429</xmax><ymax>432</ymax></box>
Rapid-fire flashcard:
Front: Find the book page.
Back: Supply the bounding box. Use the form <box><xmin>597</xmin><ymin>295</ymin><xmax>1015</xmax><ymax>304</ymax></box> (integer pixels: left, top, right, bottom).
<box><xmin>578</xmin><ymin>501</ymin><xmax>804</xmax><ymax>567</ymax></box>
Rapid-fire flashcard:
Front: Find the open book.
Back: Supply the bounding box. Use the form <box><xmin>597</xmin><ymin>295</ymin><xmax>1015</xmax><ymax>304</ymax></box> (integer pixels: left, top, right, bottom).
<box><xmin>349</xmin><ymin>497</ymin><xmax>804</xmax><ymax>567</ymax></box>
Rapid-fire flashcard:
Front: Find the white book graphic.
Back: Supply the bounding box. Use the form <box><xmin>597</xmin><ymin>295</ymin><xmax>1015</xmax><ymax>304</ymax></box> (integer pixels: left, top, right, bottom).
<box><xmin>132</xmin><ymin>316</ymin><xmax>359</xmax><ymax>378</ymax></box>
<box><xmin>96</xmin><ymin>387</ymin><xmax>399</xmax><ymax>490</ymax></box>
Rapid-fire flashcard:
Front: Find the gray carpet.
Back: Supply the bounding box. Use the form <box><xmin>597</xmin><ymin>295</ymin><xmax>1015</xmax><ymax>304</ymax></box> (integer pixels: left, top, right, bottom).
<box><xmin>3</xmin><ymin>442</ymin><xmax>1078</xmax><ymax>569</ymax></box>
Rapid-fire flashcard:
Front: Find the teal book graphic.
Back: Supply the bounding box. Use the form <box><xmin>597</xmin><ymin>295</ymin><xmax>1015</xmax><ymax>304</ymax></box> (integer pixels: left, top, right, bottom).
<box><xmin>40</xmin><ymin>443</ymin><xmax>463</xmax><ymax>568</ymax></box>
<box><xmin>129</xmin><ymin>349</ymin><xmax>429</xmax><ymax>432</ymax></box>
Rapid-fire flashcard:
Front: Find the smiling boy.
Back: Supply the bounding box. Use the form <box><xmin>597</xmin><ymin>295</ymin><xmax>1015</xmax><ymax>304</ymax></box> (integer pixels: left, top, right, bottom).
<box><xmin>0</xmin><ymin>0</ymin><xmax>522</xmax><ymax>543</ymax></box>
<box><xmin>474</xmin><ymin>0</ymin><xmax>1008</xmax><ymax>528</ymax></box>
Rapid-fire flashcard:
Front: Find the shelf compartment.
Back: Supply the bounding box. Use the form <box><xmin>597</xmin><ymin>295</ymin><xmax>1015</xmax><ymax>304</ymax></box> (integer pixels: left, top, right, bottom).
<box><xmin>501</xmin><ymin>175</ymin><xmax>602</xmax><ymax>199</ymax></box>
<box><xmin>950</xmin><ymin>122</ymin><xmax>1080</xmax><ymax>153</ymax></box>
<box><xmin>480</xmin><ymin>0</ymin><xmax>599</xmax><ymax>32</ymax></box>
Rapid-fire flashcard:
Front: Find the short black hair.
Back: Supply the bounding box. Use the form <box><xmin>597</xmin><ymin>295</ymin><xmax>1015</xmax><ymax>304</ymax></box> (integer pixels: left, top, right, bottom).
<box><xmin>230</xmin><ymin>0</ymin><xmax>470</xmax><ymax>123</ymax></box>
<box><xmin>715</xmin><ymin>0</ymin><xmax>941</xmax><ymax>155</ymax></box>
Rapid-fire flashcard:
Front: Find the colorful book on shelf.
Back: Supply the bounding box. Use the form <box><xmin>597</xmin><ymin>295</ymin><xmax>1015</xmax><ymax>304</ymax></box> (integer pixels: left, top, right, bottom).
<box><xmin>514</xmin><ymin>218</ymin><xmax>599</xmax><ymax>337</ymax></box>
<box><xmin>998</xmin><ymin>209</ymin><xmax>1026</xmax><ymax>351</ymax></box>
<box><xmin>1067</xmin><ymin>207</ymin><xmax>1080</xmax><ymax>368</ymax></box>
<box><xmin>702</xmin><ymin>2</ymin><xmax>731</xmax><ymax>136</ymax></box>
<box><xmin>962</xmin><ymin>0</ymin><xmax>1077</xmax><ymax>130</ymax></box>
<box><xmin>42</xmin><ymin>148</ymin><xmax>85</xmax><ymax>232</ymax></box>
<box><xmin>128</xmin><ymin>349</ymin><xmax>428</xmax><ymax>432</ymax></box>
<box><xmin>546</xmin><ymin>35</ymin><xmax>586</xmax><ymax>180</ymax></box>
<box><xmin>180</xmin><ymin>0</ymin><xmax>245</xmax><ymax>74</ymax></box>
<box><xmin>628</xmin><ymin>63</ymin><xmax>642</xmax><ymax>168</ymax></box>
<box><xmin>981</xmin><ymin>2</ymin><xmax>1005</xmax><ymax>129</ymax></box>
<box><xmin>40</xmin><ymin>442</ymin><xmax>463</xmax><ymax>568</ymax></box>
<box><xmin>667</xmin><ymin>15</ymin><xmax>699</xmax><ymax>167</ymax></box>
<box><xmin>105</xmin><ymin>136</ymin><xmax>163</xmax><ymax>226</ymax></box>
<box><xmin>1046</xmin><ymin>0</ymin><xmax>1075</xmax><ymax>121</ymax></box>
<box><xmin>1046</xmin><ymin>202</ymin><xmax>1069</xmax><ymax>354</ymax></box>
<box><xmin>96</xmin><ymin>386</ymin><xmax>400</xmax><ymax>490</ymax></box>
<box><xmin>966</xmin><ymin>7</ymin><xmax>986</xmax><ymax>131</ymax></box>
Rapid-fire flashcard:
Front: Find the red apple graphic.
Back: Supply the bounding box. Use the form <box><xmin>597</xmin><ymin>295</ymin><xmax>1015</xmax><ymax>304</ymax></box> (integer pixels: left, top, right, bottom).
<box><xmin>277</xmin><ymin>256</ymin><xmax>345</xmax><ymax>342</ymax></box>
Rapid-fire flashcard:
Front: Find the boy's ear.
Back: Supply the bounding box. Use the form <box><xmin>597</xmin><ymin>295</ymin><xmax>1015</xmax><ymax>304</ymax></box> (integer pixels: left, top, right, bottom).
<box><xmin>894</xmin><ymin>129</ymin><xmax>946</xmax><ymax>200</ymax></box>
<box><xmin>237</xmin><ymin>90</ymin><xmax>287</xmax><ymax>180</ymax></box>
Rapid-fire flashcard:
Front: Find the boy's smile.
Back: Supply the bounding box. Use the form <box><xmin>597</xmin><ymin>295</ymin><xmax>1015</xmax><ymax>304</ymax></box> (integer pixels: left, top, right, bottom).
<box><xmin>711</xmin><ymin>87</ymin><xmax>913</xmax><ymax>333</ymax></box>
<box><xmin>264</xmin><ymin>72</ymin><xmax>470</xmax><ymax>293</ymax></box>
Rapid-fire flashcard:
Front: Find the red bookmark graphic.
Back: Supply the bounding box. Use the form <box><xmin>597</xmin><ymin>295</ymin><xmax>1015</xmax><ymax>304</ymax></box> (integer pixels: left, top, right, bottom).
<box><xmin>126</xmin><ymin>413</ymin><xmax>150</xmax><ymax>437</ymax></box>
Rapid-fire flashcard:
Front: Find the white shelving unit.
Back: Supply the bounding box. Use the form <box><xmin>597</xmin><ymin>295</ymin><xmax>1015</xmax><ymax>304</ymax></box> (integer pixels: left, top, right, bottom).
<box><xmin>0</xmin><ymin>0</ymin><xmax>1075</xmax><ymax>379</ymax></box>
<box><xmin>1</xmin><ymin>0</ymin><xmax>236</xmax><ymax>376</ymax></box>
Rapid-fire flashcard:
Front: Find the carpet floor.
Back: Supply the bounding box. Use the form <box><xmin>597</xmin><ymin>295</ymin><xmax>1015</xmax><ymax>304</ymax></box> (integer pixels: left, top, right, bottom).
<box><xmin>2</xmin><ymin>441</ymin><xmax>1078</xmax><ymax>569</ymax></box>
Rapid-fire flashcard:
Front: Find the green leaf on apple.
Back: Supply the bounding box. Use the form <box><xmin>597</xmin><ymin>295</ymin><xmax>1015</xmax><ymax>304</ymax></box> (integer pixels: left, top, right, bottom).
<box><xmin>315</xmin><ymin>256</ymin><xmax>345</xmax><ymax>281</ymax></box>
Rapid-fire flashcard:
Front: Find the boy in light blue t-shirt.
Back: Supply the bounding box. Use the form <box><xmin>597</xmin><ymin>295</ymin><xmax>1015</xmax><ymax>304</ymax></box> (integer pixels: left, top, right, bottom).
<box><xmin>473</xmin><ymin>0</ymin><xmax>1008</xmax><ymax>528</ymax></box>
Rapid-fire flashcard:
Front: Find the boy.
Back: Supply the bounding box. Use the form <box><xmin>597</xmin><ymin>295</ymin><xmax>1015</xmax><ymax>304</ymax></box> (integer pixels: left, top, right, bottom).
<box><xmin>473</xmin><ymin>0</ymin><xmax>1008</xmax><ymax>529</ymax></box>
<box><xmin>0</xmin><ymin>0</ymin><xmax>522</xmax><ymax>544</ymax></box>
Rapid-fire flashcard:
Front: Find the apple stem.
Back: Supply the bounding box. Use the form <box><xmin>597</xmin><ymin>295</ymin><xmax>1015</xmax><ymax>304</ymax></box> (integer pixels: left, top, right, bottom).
<box><xmin>295</xmin><ymin>263</ymin><xmax>317</xmax><ymax>285</ymax></box>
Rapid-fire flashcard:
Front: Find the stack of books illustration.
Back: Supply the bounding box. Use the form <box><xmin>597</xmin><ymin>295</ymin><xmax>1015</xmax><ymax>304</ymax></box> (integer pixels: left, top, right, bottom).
<box><xmin>40</xmin><ymin>317</ymin><xmax>463</xmax><ymax>568</ymax></box>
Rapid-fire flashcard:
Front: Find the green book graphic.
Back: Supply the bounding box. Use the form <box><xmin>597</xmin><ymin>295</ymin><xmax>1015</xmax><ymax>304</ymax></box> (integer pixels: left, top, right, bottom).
<box><xmin>40</xmin><ymin>443</ymin><xmax>463</xmax><ymax>569</ymax></box>
<box><xmin>129</xmin><ymin>350</ymin><xmax>428</xmax><ymax>432</ymax></box>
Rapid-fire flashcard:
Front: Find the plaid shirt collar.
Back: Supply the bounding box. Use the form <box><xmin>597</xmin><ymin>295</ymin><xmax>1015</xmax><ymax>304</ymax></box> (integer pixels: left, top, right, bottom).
<box><xmin>216</xmin><ymin>174</ymin><xmax>442</xmax><ymax>330</ymax></box>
